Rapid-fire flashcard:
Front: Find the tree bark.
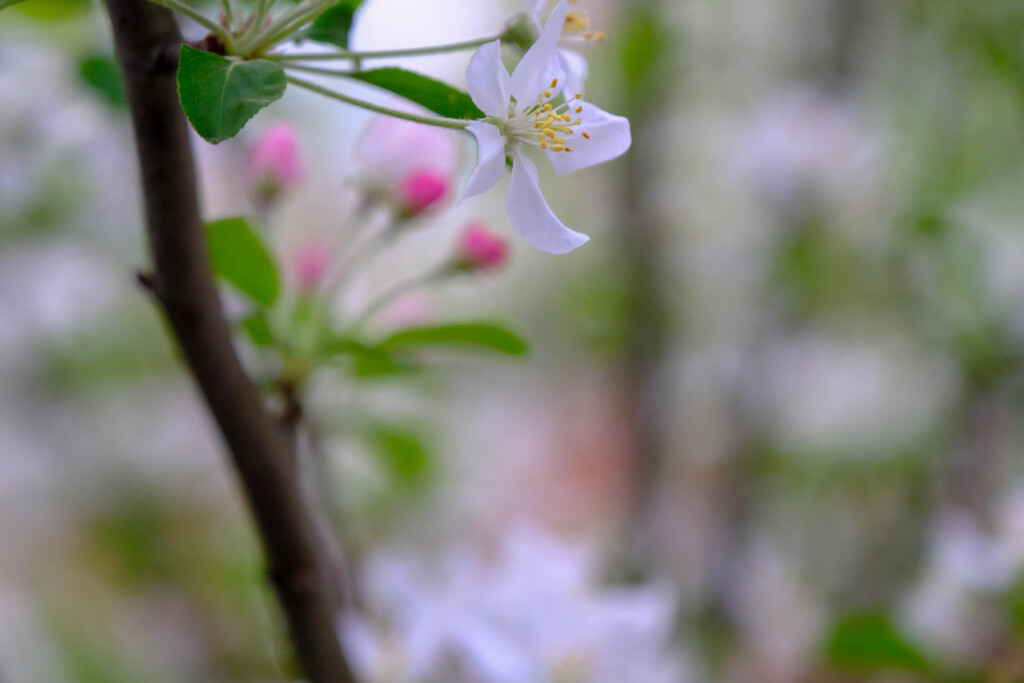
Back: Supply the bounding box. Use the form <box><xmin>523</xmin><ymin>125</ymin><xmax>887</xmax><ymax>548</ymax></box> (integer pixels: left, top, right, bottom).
<box><xmin>104</xmin><ymin>2</ymin><xmax>356</xmax><ymax>680</ymax></box>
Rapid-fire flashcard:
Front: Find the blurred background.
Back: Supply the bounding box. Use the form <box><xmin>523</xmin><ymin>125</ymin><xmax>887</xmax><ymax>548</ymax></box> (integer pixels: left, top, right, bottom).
<box><xmin>3</xmin><ymin>0</ymin><xmax>1024</xmax><ymax>680</ymax></box>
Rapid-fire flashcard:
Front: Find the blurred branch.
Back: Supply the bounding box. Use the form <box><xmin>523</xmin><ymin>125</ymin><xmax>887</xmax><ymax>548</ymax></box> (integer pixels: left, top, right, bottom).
<box><xmin>104</xmin><ymin>2</ymin><xmax>356</xmax><ymax>681</ymax></box>
<box><xmin>615</xmin><ymin>0</ymin><xmax>675</xmax><ymax>577</ymax></box>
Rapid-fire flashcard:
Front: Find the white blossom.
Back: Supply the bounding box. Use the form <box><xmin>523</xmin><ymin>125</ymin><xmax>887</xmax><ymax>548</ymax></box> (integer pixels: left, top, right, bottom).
<box><xmin>462</xmin><ymin>2</ymin><xmax>630</xmax><ymax>254</ymax></box>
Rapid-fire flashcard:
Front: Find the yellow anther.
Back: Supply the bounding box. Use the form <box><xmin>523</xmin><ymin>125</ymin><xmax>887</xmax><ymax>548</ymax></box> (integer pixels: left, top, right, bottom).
<box><xmin>575</xmin><ymin>106</ymin><xmax>583</xmax><ymax>113</ymax></box>
<box><xmin>553</xmin><ymin>137</ymin><xmax>566</xmax><ymax>144</ymax></box>
<box><xmin>582</xmin><ymin>132</ymin><xmax>590</xmax><ymax>139</ymax></box>
<box><xmin>544</xmin><ymin>89</ymin><xmax>552</xmax><ymax>98</ymax></box>
<box><xmin>595</xmin><ymin>31</ymin><xmax>606</xmax><ymax>40</ymax></box>
<box><xmin>550</xmin><ymin>78</ymin><xmax>558</xmax><ymax>88</ymax></box>
<box><xmin>562</xmin><ymin>113</ymin><xmax>571</xmax><ymax>121</ymax></box>
<box><xmin>541</xmin><ymin>140</ymin><xmax>548</xmax><ymax>149</ymax></box>
<box><xmin>551</xmin><ymin>144</ymin><xmax>565</xmax><ymax>152</ymax></box>
<box><xmin>543</xmin><ymin>128</ymin><xmax>555</xmax><ymax>138</ymax></box>
<box><xmin>543</xmin><ymin>103</ymin><xmax>553</xmax><ymax>111</ymax></box>
<box><xmin>575</xmin><ymin>93</ymin><xmax>582</xmax><ymax>99</ymax></box>
<box><xmin>565</xmin><ymin>147</ymin><xmax>573</xmax><ymax>152</ymax></box>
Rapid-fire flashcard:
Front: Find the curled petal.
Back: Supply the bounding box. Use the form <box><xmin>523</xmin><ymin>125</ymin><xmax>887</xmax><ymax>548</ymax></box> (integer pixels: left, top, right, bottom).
<box><xmin>509</xmin><ymin>1</ymin><xmax>568</xmax><ymax>106</ymax></box>
<box><xmin>557</xmin><ymin>48</ymin><xmax>588</xmax><ymax>96</ymax></box>
<box><xmin>506</xmin><ymin>151</ymin><xmax>589</xmax><ymax>254</ymax></box>
<box><xmin>466</xmin><ymin>40</ymin><xmax>511</xmax><ymax>118</ymax></box>
<box><xmin>461</xmin><ymin>122</ymin><xmax>507</xmax><ymax>201</ymax></box>
<box><xmin>546</xmin><ymin>101</ymin><xmax>631</xmax><ymax>177</ymax></box>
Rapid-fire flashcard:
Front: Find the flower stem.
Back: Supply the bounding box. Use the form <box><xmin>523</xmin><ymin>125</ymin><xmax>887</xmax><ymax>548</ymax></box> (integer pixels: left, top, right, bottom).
<box><xmin>234</xmin><ymin>0</ymin><xmax>334</xmax><ymax>56</ymax></box>
<box><xmin>348</xmin><ymin>269</ymin><xmax>447</xmax><ymax>331</ymax></box>
<box><xmin>146</xmin><ymin>0</ymin><xmax>233</xmax><ymax>48</ymax></box>
<box><xmin>282</xmin><ymin>63</ymin><xmax>355</xmax><ymax>79</ymax></box>
<box><xmin>286</xmin><ymin>75</ymin><xmax>471</xmax><ymax>130</ymax></box>
<box><xmin>268</xmin><ymin>34</ymin><xmax>502</xmax><ymax>62</ymax></box>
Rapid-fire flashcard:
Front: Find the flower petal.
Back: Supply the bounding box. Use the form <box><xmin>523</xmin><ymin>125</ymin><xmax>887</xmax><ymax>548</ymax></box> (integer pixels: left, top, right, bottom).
<box><xmin>465</xmin><ymin>40</ymin><xmax>510</xmax><ymax>118</ymax></box>
<box><xmin>509</xmin><ymin>1</ymin><xmax>568</xmax><ymax>106</ymax></box>
<box><xmin>506</xmin><ymin>151</ymin><xmax>589</xmax><ymax>254</ymax></box>
<box><xmin>461</xmin><ymin>122</ymin><xmax>507</xmax><ymax>201</ymax></box>
<box><xmin>558</xmin><ymin>48</ymin><xmax>588</xmax><ymax>96</ymax></box>
<box><xmin>546</xmin><ymin>100</ymin><xmax>631</xmax><ymax>177</ymax></box>
<box><xmin>527</xmin><ymin>0</ymin><xmax>548</xmax><ymax>20</ymax></box>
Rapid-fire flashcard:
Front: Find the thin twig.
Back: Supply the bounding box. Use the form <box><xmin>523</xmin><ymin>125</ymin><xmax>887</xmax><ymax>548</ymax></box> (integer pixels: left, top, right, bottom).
<box><xmin>104</xmin><ymin>2</ymin><xmax>356</xmax><ymax>681</ymax></box>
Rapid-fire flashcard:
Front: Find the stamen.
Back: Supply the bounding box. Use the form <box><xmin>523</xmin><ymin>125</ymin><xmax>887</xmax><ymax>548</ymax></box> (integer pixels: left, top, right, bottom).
<box><xmin>543</xmin><ymin>103</ymin><xmax>553</xmax><ymax>111</ymax></box>
<box><xmin>544</xmin><ymin>89</ymin><xmax>552</xmax><ymax>98</ymax></box>
<box><xmin>551</xmin><ymin>144</ymin><xmax>565</xmax><ymax>152</ymax></box>
<box><xmin>575</xmin><ymin>93</ymin><xmax>582</xmax><ymax>99</ymax></box>
<box><xmin>582</xmin><ymin>132</ymin><xmax>590</xmax><ymax>139</ymax></box>
<box><xmin>575</xmin><ymin>106</ymin><xmax>583</xmax><ymax>113</ymax></box>
<box><xmin>550</xmin><ymin>78</ymin><xmax>558</xmax><ymax>88</ymax></box>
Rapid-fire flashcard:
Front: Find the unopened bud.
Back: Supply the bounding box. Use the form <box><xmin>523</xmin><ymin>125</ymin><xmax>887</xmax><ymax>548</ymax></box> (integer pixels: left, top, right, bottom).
<box><xmin>502</xmin><ymin>12</ymin><xmax>541</xmax><ymax>51</ymax></box>
<box><xmin>453</xmin><ymin>223</ymin><xmax>509</xmax><ymax>272</ymax></box>
<box><xmin>397</xmin><ymin>169</ymin><xmax>449</xmax><ymax>217</ymax></box>
<box><xmin>246</xmin><ymin>123</ymin><xmax>303</xmax><ymax>204</ymax></box>
<box><xmin>292</xmin><ymin>241</ymin><xmax>331</xmax><ymax>290</ymax></box>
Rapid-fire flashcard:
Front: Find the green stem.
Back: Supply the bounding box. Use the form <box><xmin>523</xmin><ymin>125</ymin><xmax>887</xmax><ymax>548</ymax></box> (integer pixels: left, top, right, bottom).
<box><xmin>283</xmin><ymin>63</ymin><xmax>355</xmax><ymax>79</ymax></box>
<box><xmin>237</xmin><ymin>0</ymin><xmax>272</xmax><ymax>46</ymax></box>
<box><xmin>286</xmin><ymin>75</ymin><xmax>471</xmax><ymax>130</ymax></box>
<box><xmin>235</xmin><ymin>0</ymin><xmax>334</xmax><ymax>55</ymax></box>
<box><xmin>146</xmin><ymin>0</ymin><xmax>233</xmax><ymax>48</ymax></box>
<box><xmin>347</xmin><ymin>269</ymin><xmax>446</xmax><ymax>331</ymax></box>
<box><xmin>268</xmin><ymin>34</ymin><xmax>502</xmax><ymax>62</ymax></box>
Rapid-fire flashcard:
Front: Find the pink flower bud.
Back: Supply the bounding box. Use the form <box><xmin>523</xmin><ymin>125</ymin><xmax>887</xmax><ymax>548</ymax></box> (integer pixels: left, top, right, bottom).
<box><xmin>455</xmin><ymin>223</ymin><xmax>509</xmax><ymax>272</ymax></box>
<box><xmin>292</xmin><ymin>241</ymin><xmax>331</xmax><ymax>290</ymax></box>
<box><xmin>397</xmin><ymin>169</ymin><xmax>449</xmax><ymax>217</ymax></box>
<box><xmin>246</xmin><ymin>123</ymin><xmax>303</xmax><ymax>202</ymax></box>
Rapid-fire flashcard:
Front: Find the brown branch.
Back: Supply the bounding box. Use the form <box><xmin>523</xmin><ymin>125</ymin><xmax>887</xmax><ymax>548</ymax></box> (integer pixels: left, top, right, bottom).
<box><xmin>104</xmin><ymin>2</ymin><xmax>356</xmax><ymax>681</ymax></box>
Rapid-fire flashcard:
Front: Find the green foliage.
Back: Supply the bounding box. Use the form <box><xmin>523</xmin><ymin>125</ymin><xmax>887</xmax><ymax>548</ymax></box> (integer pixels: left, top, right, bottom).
<box><xmin>7</xmin><ymin>0</ymin><xmax>88</xmax><ymax>19</ymax></box>
<box><xmin>824</xmin><ymin>612</ymin><xmax>931</xmax><ymax>674</ymax></box>
<box><xmin>241</xmin><ymin>312</ymin><xmax>274</xmax><ymax>347</ymax></box>
<box><xmin>346</xmin><ymin>68</ymin><xmax>484</xmax><ymax>119</ymax></box>
<box><xmin>618</xmin><ymin>6</ymin><xmax>672</xmax><ymax>95</ymax></box>
<box><xmin>77</xmin><ymin>53</ymin><xmax>126</xmax><ymax>108</ymax></box>
<box><xmin>379</xmin><ymin>322</ymin><xmax>529</xmax><ymax>355</ymax></box>
<box><xmin>204</xmin><ymin>217</ymin><xmax>279</xmax><ymax>306</ymax></box>
<box><xmin>306</xmin><ymin>0</ymin><xmax>364</xmax><ymax>49</ymax></box>
<box><xmin>177</xmin><ymin>46</ymin><xmax>286</xmax><ymax>144</ymax></box>
<box><xmin>364</xmin><ymin>423</ymin><xmax>434</xmax><ymax>485</ymax></box>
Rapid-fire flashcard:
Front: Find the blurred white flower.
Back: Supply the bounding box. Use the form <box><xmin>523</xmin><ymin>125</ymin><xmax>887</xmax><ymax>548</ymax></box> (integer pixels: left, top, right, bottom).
<box><xmin>341</xmin><ymin>525</ymin><xmax>688</xmax><ymax>682</ymax></box>
<box><xmin>731</xmin><ymin>88</ymin><xmax>879</xmax><ymax>212</ymax></box>
<box><xmin>752</xmin><ymin>330</ymin><xmax>959</xmax><ymax>458</ymax></box>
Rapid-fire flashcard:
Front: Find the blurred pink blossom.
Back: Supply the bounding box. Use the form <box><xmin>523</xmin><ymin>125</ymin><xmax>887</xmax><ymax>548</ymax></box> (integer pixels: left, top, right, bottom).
<box><xmin>291</xmin><ymin>240</ymin><xmax>332</xmax><ymax>290</ymax></box>
<box><xmin>353</xmin><ymin>110</ymin><xmax>459</xmax><ymax>216</ymax></box>
<box><xmin>455</xmin><ymin>223</ymin><xmax>509</xmax><ymax>272</ymax></box>
<box><xmin>246</xmin><ymin>123</ymin><xmax>303</xmax><ymax>201</ymax></box>
<box><xmin>396</xmin><ymin>169</ymin><xmax>450</xmax><ymax>217</ymax></box>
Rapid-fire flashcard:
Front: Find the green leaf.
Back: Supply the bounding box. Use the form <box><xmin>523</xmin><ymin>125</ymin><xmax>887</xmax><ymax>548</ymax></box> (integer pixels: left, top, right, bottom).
<box><xmin>177</xmin><ymin>46</ymin><xmax>286</xmax><ymax>144</ymax></box>
<box><xmin>204</xmin><ymin>217</ymin><xmax>279</xmax><ymax>306</ymax></box>
<box><xmin>379</xmin><ymin>323</ymin><xmax>528</xmax><ymax>355</ymax></box>
<box><xmin>306</xmin><ymin>0</ymin><xmax>364</xmax><ymax>49</ymax></box>
<box><xmin>364</xmin><ymin>424</ymin><xmax>434</xmax><ymax>484</ymax></box>
<box><xmin>824</xmin><ymin>612</ymin><xmax>930</xmax><ymax>673</ymax></box>
<box><xmin>346</xmin><ymin>68</ymin><xmax>484</xmax><ymax>119</ymax></box>
<box><xmin>78</xmin><ymin>53</ymin><xmax>126</xmax><ymax>108</ymax></box>
<box><xmin>241</xmin><ymin>312</ymin><xmax>274</xmax><ymax>346</ymax></box>
<box><xmin>7</xmin><ymin>0</ymin><xmax>88</xmax><ymax>19</ymax></box>
<box><xmin>319</xmin><ymin>338</ymin><xmax>421</xmax><ymax>378</ymax></box>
